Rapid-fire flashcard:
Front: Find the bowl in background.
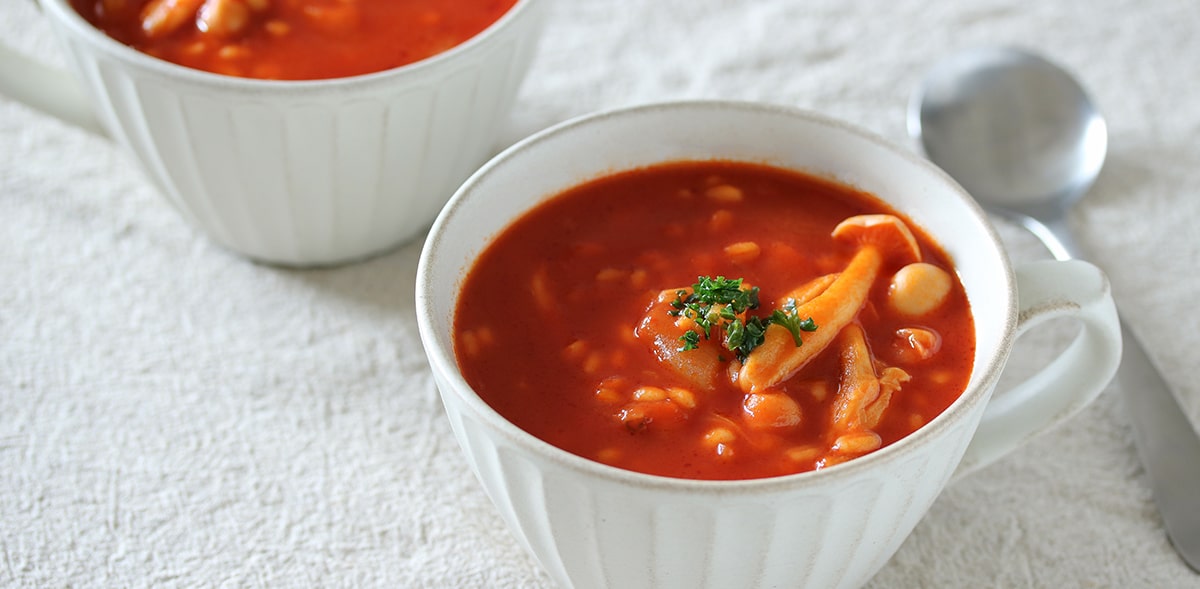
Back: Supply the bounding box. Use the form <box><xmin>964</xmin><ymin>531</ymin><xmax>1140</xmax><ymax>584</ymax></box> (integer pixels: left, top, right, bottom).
<box><xmin>0</xmin><ymin>0</ymin><xmax>547</xmax><ymax>266</ymax></box>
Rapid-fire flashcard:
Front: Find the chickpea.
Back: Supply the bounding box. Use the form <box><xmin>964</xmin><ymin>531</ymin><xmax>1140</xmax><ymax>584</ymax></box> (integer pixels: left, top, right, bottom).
<box><xmin>832</xmin><ymin>431</ymin><xmax>882</xmax><ymax>454</ymax></box>
<box><xmin>582</xmin><ymin>352</ymin><xmax>604</xmax><ymax>374</ymax></box>
<box><xmin>302</xmin><ymin>2</ymin><xmax>360</xmax><ymax>35</ymax></box>
<box><xmin>908</xmin><ymin>413</ymin><xmax>925</xmax><ymax>430</ymax></box>
<box><xmin>264</xmin><ymin>20</ymin><xmax>290</xmax><ymax>36</ymax></box>
<box><xmin>217</xmin><ymin>45</ymin><xmax>250</xmax><ymax>60</ymax></box>
<box><xmin>181</xmin><ymin>40</ymin><xmax>208</xmax><ymax>57</ymax></box>
<box><xmin>801</xmin><ymin>380</ymin><xmax>828</xmax><ymax>402</ymax></box>
<box><xmin>140</xmin><ymin>0</ymin><xmax>205</xmax><ymax>39</ymax></box>
<box><xmin>703</xmin><ymin>427</ymin><xmax>736</xmax><ymax>459</ymax></box>
<box><xmin>98</xmin><ymin>0</ymin><xmax>130</xmax><ymax>16</ymax></box>
<box><xmin>724</xmin><ymin>241</ymin><xmax>761</xmax><ymax>264</ymax></box>
<box><xmin>666</xmin><ymin>387</ymin><xmax>696</xmax><ymax>409</ymax></box>
<box><xmin>459</xmin><ymin>330</ymin><xmax>481</xmax><ymax>358</ymax></box>
<box><xmin>704</xmin><ymin>427</ymin><xmax>736</xmax><ymax>445</ymax></box>
<box><xmin>705</xmin><ymin>184</ymin><xmax>744</xmax><ymax>203</ymax></box>
<box><xmin>785</xmin><ymin>445</ymin><xmax>822</xmax><ymax>463</ymax></box>
<box><xmin>595</xmin><ymin>447</ymin><xmax>621</xmax><ymax>464</ymax></box>
<box><xmin>619</xmin><ymin>400</ymin><xmax>685</xmax><ymax>432</ymax></box>
<box><xmin>632</xmin><ymin>386</ymin><xmax>668</xmax><ymax>402</ymax></box>
<box><xmin>742</xmin><ymin>392</ymin><xmax>802</xmax><ymax>430</ymax></box>
<box><xmin>475</xmin><ymin>326</ymin><xmax>495</xmax><ymax>346</ymax></box>
<box><xmin>709</xmin><ymin>209</ymin><xmax>735</xmax><ymax>232</ymax></box>
<box><xmin>887</xmin><ymin>262</ymin><xmax>953</xmax><ymax>317</ymax></box>
<box><xmin>563</xmin><ymin>339</ymin><xmax>588</xmax><ymax>360</ymax></box>
<box><xmin>629</xmin><ymin>268</ymin><xmax>648</xmax><ymax>289</ymax></box>
<box><xmin>595</xmin><ymin>268</ymin><xmax>625</xmax><ymax>283</ymax></box>
<box><xmin>593</xmin><ymin>378</ymin><xmax>623</xmax><ymax>405</ymax></box>
<box><xmin>609</xmin><ymin>349</ymin><xmax>628</xmax><ymax>370</ymax></box>
<box><xmin>197</xmin><ymin>0</ymin><xmax>251</xmax><ymax>38</ymax></box>
<box><xmin>726</xmin><ymin>360</ymin><xmax>742</xmax><ymax>386</ymax></box>
<box><xmin>530</xmin><ymin>267</ymin><xmax>554</xmax><ymax>313</ymax></box>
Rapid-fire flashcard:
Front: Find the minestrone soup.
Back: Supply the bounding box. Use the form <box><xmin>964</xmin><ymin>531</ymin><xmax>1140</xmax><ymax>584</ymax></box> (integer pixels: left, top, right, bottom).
<box><xmin>454</xmin><ymin>160</ymin><xmax>975</xmax><ymax>480</ymax></box>
<box><xmin>72</xmin><ymin>0</ymin><xmax>517</xmax><ymax>80</ymax></box>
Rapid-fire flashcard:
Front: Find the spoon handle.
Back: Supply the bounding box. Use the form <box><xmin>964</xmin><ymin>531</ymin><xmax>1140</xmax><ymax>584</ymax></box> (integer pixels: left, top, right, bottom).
<box><xmin>1117</xmin><ymin>323</ymin><xmax>1200</xmax><ymax>571</ymax></box>
<box><xmin>998</xmin><ymin>207</ymin><xmax>1200</xmax><ymax>572</ymax></box>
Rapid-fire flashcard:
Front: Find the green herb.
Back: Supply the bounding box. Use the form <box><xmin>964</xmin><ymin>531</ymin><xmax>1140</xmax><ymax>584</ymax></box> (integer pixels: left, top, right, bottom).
<box><xmin>769</xmin><ymin>299</ymin><xmax>818</xmax><ymax>347</ymax></box>
<box><xmin>679</xmin><ymin>330</ymin><xmax>701</xmax><ymax>351</ymax></box>
<box><xmin>690</xmin><ymin>276</ymin><xmax>759</xmax><ymax>313</ymax></box>
<box><xmin>671</xmin><ymin>276</ymin><xmax>816</xmax><ymax>360</ymax></box>
<box><xmin>725</xmin><ymin>315</ymin><xmax>768</xmax><ymax>361</ymax></box>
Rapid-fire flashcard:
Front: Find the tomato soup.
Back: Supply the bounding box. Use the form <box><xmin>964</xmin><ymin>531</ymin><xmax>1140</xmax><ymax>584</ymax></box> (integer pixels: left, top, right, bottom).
<box><xmin>71</xmin><ymin>0</ymin><xmax>517</xmax><ymax>80</ymax></box>
<box><xmin>454</xmin><ymin>161</ymin><xmax>975</xmax><ymax>480</ymax></box>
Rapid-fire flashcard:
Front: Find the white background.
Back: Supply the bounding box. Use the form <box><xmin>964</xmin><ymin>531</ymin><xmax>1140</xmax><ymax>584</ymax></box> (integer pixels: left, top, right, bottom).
<box><xmin>2</xmin><ymin>0</ymin><xmax>1198</xmax><ymax>586</ymax></box>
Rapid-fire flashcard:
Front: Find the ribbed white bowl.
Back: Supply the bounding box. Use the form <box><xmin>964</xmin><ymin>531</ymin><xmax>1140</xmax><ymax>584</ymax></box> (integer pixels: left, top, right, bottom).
<box><xmin>437</xmin><ymin>368</ymin><xmax>975</xmax><ymax>589</ymax></box>
<box><xmin>39</xmin><ymin>0</ymin><xmax>546</xmax><ymax>266</ymax></box>
<box><xmin>416</xmin><ymin>102</ymin><xmax>1120</xmax><ymax>588</ymax></box>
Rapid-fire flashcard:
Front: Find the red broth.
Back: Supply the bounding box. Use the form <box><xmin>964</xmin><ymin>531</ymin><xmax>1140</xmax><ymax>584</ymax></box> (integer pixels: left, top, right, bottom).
<box><xmin>454</xmin><ymin>161</ymin><xmax>975</xmax><ymax>480</ymax></box>
<box><xmin>71</xmin><ymin>0</ymin><xmax>517</xmax><ymax>80</ymax></box>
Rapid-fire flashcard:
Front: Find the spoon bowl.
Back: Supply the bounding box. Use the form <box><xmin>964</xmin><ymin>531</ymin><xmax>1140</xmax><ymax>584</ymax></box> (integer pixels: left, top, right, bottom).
<box><xmin>910</xmin><ymin>46</ymin><xmax>1200</xmax><ymax>573</ymax></box>
<box><xmin>908</xmin><ymin>47</ymin><xmax>1107</xmax><ymax>226</ymax></box>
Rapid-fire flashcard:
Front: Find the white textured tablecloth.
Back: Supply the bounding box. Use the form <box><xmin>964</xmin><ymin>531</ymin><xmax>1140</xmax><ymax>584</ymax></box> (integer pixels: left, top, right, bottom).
<box><xmin>3</xmin><ymin>0</ymin><xmax>1200</xmax><ymax>587</ymax></box>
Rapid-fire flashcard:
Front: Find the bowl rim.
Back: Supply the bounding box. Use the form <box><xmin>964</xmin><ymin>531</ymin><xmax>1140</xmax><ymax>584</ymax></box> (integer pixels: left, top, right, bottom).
<box><xmin>40</xmin><ymin>0</ymin><xmax>540</xmax><ymax>90</ymax></box>
<box><xmin>416</xmin><ymin>99</ymin><xmax>1017</xmax><ymax>494</ymax></box>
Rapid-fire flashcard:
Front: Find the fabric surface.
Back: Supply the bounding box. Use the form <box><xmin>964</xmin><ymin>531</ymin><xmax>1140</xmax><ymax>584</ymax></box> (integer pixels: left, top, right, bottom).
<box><xmin>3</xmin><ymin>0</ymin><xmax>1199</xmax><ymax>587</ymax></box>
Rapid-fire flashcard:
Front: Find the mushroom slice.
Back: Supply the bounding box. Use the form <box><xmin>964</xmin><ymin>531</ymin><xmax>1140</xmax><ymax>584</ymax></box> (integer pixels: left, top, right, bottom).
<box><xmin>830</xmin><ymin>214</ymin><xmax>922</xmax><ymax>263</ymax></box>
<box><xmin>785</xmin><ymin>272</ymin><xmax>838</xmax><ymax>304</ymax></box>
<box><xmin>832</xmin><ymin>322</ymin><xmax>911</xmax><ymax>432</ymax></box>
<box><xmin>739</xmin><ymin>214</ymin><xmax>921</xmax><ymax>392</ymax></box>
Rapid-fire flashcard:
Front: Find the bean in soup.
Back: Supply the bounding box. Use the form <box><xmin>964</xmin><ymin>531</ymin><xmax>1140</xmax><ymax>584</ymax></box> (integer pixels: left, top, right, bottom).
<box><xmin>454</xmin><ymin>161</ymin><xmax>975</xmax><ymax>480</ymax></box>
<box><xmin>71</xmin><ymin>0</ymin><xmax>517</xmax><ymax>80</ymax></box>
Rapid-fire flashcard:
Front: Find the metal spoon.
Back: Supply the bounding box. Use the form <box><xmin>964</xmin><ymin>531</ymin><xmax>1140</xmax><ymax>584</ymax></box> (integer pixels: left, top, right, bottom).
<box><xmin>909</xmin><ymin>46</ymin><xmax>1200</xmax><ymax>572</ymax></box>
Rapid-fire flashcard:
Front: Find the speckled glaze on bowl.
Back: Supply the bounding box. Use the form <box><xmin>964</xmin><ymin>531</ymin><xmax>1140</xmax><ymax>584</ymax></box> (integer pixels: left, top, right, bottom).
<box><xmin>4</xmin><ymin>0</ymin><xmax>545</xmax><ymax>266</ymax></box>
<box><xmin>416</xmin><ymin>101</ymin><xmax>1121</xmax><ymax>589</ymax></box>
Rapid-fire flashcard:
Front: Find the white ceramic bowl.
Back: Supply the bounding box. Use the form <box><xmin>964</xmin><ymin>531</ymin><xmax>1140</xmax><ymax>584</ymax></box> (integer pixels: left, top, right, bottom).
<box><xmin>416</xmin><ymin>101</ymin><xmax>1121</xmax><ymax>588</ymax></box>
<box><xmin>2</xmin><ymin>0</ymin><xmax>546</xmax><ymax>266</ymax></box>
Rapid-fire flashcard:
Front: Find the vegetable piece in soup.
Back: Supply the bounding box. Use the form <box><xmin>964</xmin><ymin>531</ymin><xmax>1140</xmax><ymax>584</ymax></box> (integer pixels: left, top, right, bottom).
<box><xmin>70</xmin><ymin>0</ymin><xmax>517</xmax><ymax>80</ymax></box>
<box><xmin>454</xmin><ymin>160</ymin><xmax>975</xmax><ymax>480</ymax></box>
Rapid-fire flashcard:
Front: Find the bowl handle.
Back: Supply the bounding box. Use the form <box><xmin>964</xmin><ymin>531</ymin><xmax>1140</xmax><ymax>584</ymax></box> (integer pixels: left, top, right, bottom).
<box><xmin>0</xmin><ymin>41</ymin><xmax>106</xmax><ymax>135</ymax></box>
<box><xmin>953</xmin><ymin>259</ymin><xmax>1122</xmax><ymax>479</ymax></box>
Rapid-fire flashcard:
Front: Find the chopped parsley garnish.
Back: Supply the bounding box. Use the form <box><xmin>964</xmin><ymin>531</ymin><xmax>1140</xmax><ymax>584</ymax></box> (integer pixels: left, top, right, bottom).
<box><xmin>770</xmin><ymin>299</ymin><xmax>818</xmax><ymax>346</ymax></box>
<box><xmin>670</xmin><ymin>276</ymin><xmax>817</xmax><ymax>361</ymax></box>
<box><xmin>689</xmin><ymin>276</ymin><xmax>758</xmax><ymax>312</ymax></box>
<box><xmin>679</xmin><ymin>329</ymin><xmax>701</xmax><ymax>351</ymax></box>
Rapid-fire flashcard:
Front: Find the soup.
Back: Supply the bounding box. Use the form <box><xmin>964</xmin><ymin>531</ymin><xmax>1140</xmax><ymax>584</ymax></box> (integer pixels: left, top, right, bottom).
<box><xmin>454</xmin><ymin>160</ymin><xmax>975</xmax><ymax>480</ymax></box>
<box><xmin>71</xmin><ymin>0</ymin><xmax>517</xmax><ymax>80</ymax></box>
